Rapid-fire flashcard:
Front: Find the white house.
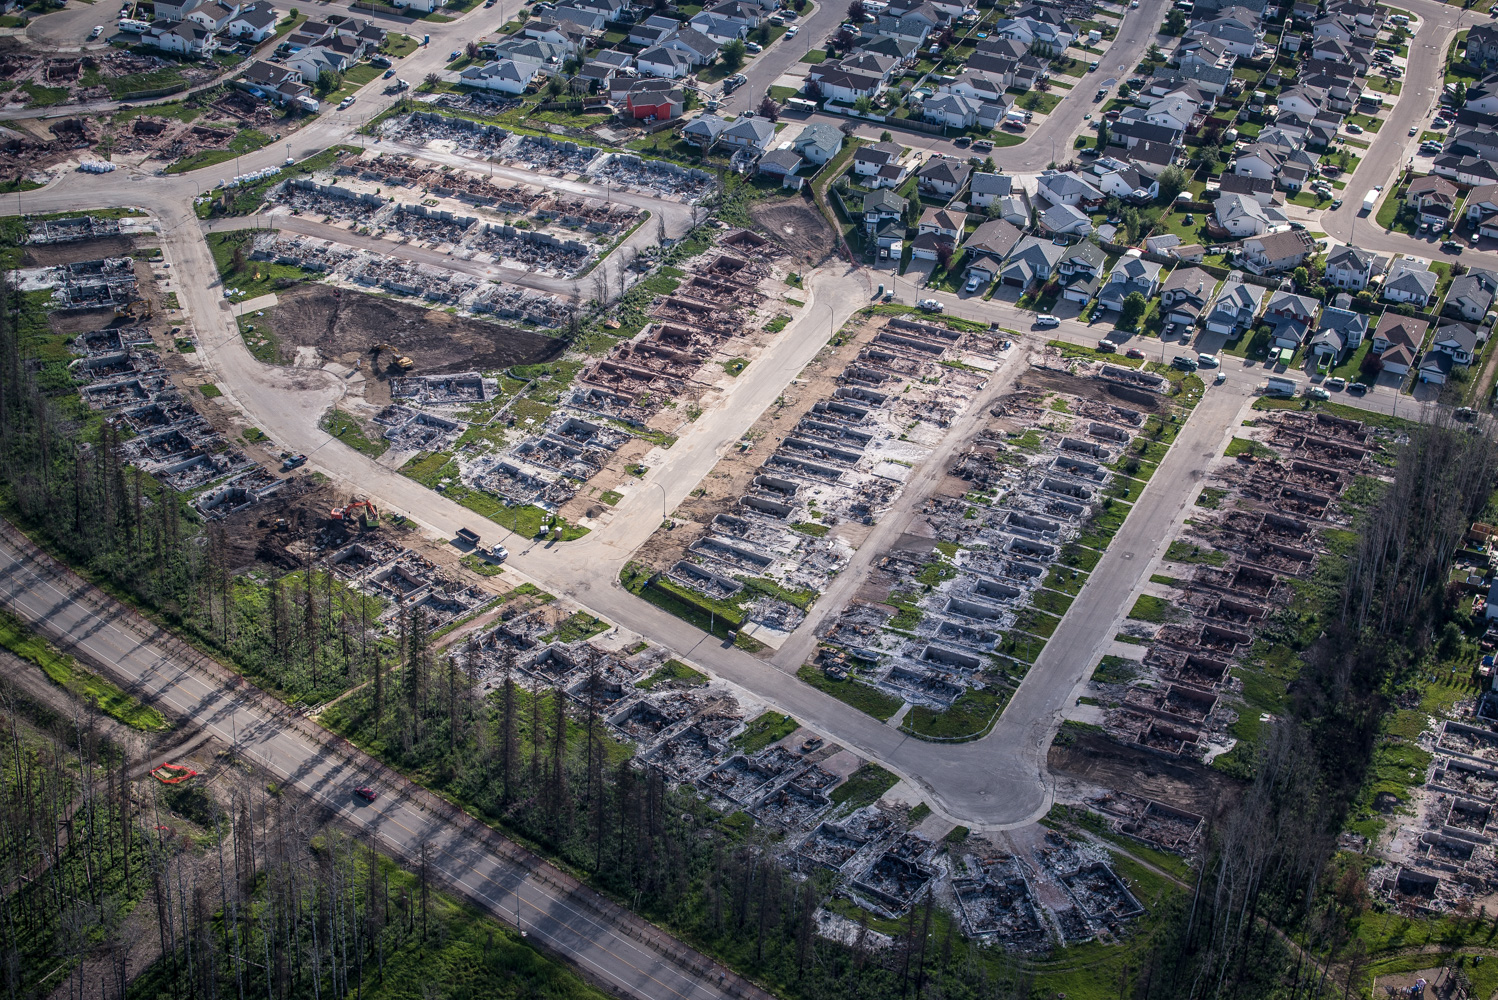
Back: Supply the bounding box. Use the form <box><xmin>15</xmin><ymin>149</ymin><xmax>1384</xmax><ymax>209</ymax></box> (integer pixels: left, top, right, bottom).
<box><xmin>1381</xmin><ymin>258</ymin><xmax>1438</xmax><ymax>307</ymax></box>
<box><xmin>1205</xmin><ymin>279</ymin><xmax>1265</xmax><ymax>335</ymax></box>
<box><xmin>1097</xmin><ymin>256</ymin><xmax>1162</xmax><ymax>311</ymax></box>
<box><xmin>225</xmin><ymin>1</ymin><xmax>276</xmax><ymax>41</ymax></box>
<box><xmin>458</xmin><ymin>59</ymin><xmax>533</xmax><ymax>93</ymax></box>
<box><xmin>1324</xmin><ymin>244</ymin><xmax>1376</xmax><ymax>290</ymax></box>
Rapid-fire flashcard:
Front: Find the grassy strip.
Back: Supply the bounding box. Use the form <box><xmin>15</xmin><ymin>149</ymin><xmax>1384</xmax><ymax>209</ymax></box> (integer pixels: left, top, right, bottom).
<box><xmin>831</xmin><ymin>763</ymin><xmax>899</xmax><ymax>808</ymax></box>
<box><xmin>732</xmin><ymin>711</ymin><xmax>799</xmax><ymax>752</ymax></box>
<box><xmin>0</xmin><ymin>608</ymin><xmax>169</xmax><ymax>731</ymax></box>
<box><xmin>636</xmin><ymin>659</ymin><xmax>707</xmax><ymax>689</ymax></box>
<box><xmin>797</xmin><ymin>663</ymin><xmax>903</xmax><ymax>721</ymax></box>
<box><xmin>1127</xmin><ymin>594</ymin><xmax>1178</xmax><ymax>623</ymax></box>
<box><xmin>1164</xmin><ymin>539</ymin><xmax>1227</xmax><ymax>565</ymax></box>
<box><xmin>321</xmin><ymin>409</ymin><xmax>389</xmax><ymax>458</ymax></box>
<box><xmin>901</xmin><ymin>686</ymin><xmax>1005</xmax><ymax>741</ymax></box>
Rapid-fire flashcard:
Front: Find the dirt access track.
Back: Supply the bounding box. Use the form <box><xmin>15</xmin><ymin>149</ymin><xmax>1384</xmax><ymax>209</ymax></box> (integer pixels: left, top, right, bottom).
<box><xmin>270</xmin><ymin>285</ymin><xmax>565</xmax><ymax>374</ymax></box>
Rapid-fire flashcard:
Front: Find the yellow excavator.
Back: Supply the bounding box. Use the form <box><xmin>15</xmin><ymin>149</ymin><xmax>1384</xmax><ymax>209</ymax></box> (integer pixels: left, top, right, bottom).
<box><xmin>330</xmin><ymin>498</ymin><xmax>379</xmax><ymax>529</ymax></box>
<box><xmin>370</xmin><ymin>342</ymin><xmax>413</xmax><ymax>372</ymax></box>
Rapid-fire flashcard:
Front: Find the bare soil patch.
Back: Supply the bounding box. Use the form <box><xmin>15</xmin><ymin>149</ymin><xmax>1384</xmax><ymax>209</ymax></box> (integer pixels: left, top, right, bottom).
<box><xmin>268</xmin><ymin>285</ymin><xmax>564</xmax><ymax>375</ymax></box>
<box><xmin>1049</xmin><ymin>729</ymin><xmax>1240</xmax><ymax>821</ymax></box>
<box><xmin>1020</xmin><ymin>368</ymin><xmax>1161</xmax><ymax>412</ymax></box>
<box><xmin>750</xmin><ymin>197</ymin><xmax>835</xmax><ymax>261</ymax></box>
<box><xmin>23</xmin><ymin>235</ymin><xmax>139</xmax><ymax>267</ymax></box>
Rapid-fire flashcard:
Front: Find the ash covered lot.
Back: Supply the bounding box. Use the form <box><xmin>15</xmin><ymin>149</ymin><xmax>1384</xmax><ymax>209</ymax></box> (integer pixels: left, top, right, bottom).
<box><xmin>262</xmin><ymin>285</ymin><xmax>565</xmax><ymax>374</ymax></box>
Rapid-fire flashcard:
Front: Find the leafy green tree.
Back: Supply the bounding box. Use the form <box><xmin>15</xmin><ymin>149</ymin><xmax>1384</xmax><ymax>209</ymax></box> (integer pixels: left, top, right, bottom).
<box><xmin>1120</xmin><ymin>290</ymin><xmax>1147</xmax><ymax>328</ymax></box>
<box><xmin>1292</xmin><ymin>266</ymin><xmax>1309</xmax><ymax>290</ymax></box>
<box><xmin>721</xmin><ymin>38</ymin><xmax>746</xmax><ymax>69</ymax></box>
<box><xmin>854</xmin><ymin>93</ymin><xmax>874</xmax><ymax>113</ymax></box>
<box><xmin>316</xmin><ymin>68</ymin><xmax>341</xmax><ymax>96</ymax></box>
<box><xmin>1156</xmin><ymin>165</ymin><xmax>1189</xmax><ymax>203</ymax></box>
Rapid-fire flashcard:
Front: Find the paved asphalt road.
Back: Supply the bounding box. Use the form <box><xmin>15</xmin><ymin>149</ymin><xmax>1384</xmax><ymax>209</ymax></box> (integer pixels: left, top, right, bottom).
<box><xmin>0</xmin><ymin>527</ymin><xmax>759</xmax><ymax>1000</ymax></box>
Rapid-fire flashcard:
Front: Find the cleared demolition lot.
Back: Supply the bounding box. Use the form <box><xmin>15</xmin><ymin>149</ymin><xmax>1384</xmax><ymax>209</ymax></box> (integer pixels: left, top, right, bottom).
<box><xmin>624</xmin><ymin>307</ymin><xmax>1011</xmax><ymax>648</ymax></box>
<box><xmin>250</xmin><ymin>282</ymin><xmax>565</xmax><ymax>374</ymax></box>
<box><xmin>806</xmin><ymin>346</ymin><xmax>1197</xmax><ymax>740</ymax></box>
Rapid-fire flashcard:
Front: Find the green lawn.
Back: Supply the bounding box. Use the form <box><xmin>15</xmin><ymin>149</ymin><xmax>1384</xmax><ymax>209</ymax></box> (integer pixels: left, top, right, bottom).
<box><xmin>382</xmin><ymin>32</ymin><xmax>418</xmax><ymax>58</ymax></box>
<box><xmin>1015</xmin><ymin>91</ymin><xmax>1063</xmax><ymax>114</ymax></box>
<box><xmin>797</xmin><ymin>664</ymin><xmax>903</xmax><ymax>721</ymax></box>
<box><xmin>207</xmin><ymin>230</ymin><xmax>320</xmax><ymax>301</ymax></box>
<box><xmin>733</xmin><ymin>711</ymin><xmax>799</xmax><ymax>752</ymax></box>
<box><xmin>638</xmin><ymin>659</ymin><xmax>708</xmax><ymax>689</ymax></box>
<box><xmin>105</xmin><ymin>68</ymin><xmax>186</xmax><ymax>99</ymax></box>
<box><xmin>902</xmin><ymin>686</ymin><xmax>1005</xmax><ymax>741</ymax></box>
<box><xmin>1346</xmin><ymin>113</ymin><xmax>1383</xmax><ymax>133</ymax></box>
<box><xmin>166</xmin><ymin>129</ymin><xmax>272</xmax><ymax>174</ymax></box>
<box><xmin>0</xmin><ymin>608</ymin><xmax>169</xmax><ymax>731</ymax></box>
<box><xmin>334</xmin><ymin>62</ymin><xmax>382</xmax><ymax>99</ymax></box>
<box><xmin>800</xmin><ymin>48</ymin><xmax>828</xmax><ymax>63</ymax></box>
<box><xmin>321</xmin><ymin>409</ymin><xmax>389</xmax><ymax>458</ymax></box>
<box><xmin>830</xmin><ymin>763</ymin><xmax>899</xmax><ymax>808</ymax></box>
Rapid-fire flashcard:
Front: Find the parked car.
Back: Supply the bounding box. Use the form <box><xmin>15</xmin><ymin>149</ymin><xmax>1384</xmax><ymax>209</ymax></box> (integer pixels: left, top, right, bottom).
<box><xmin>965</xmin><ymin>274</ymin><xmax>981</xmax><ymax>292</ymax></box>
<box><xmin>1305</xmin><ymin>387</ymin><xmax>1330</xmax><ymax>400</ymax></box>
<box><xmin>1214</xmin><ymin>370</ymin><xmax>1227</xmax><ymax>384</ymax></box>
<box><xmin>786</xmin><ymin>25</ymin><xmax>798</xmax><ymax>35</ymax></box>
<box><xmin>1036</xmin><ymin>314</ymin><xmax>1060</xmax><ymax>327</ymax></box>
<box><xmin>1089</xmin><ymin>60</ymin><xmax>1099</xmax><ymax>71</ymax></box>
<box><xmin>90</xmin><ymin>24</ymin><xmax>103</xmax><ymax>37</ymax></box>
<box><xmin>1409</xmin><ymin>125</ymin><xmax>1419</xmax><ymax>136</ymax></box>
<box><xmin>745</xmin><ymin>40</ymin><xmax>762</xmax><ymax>52</ymax></box>
<box><xmin>1172</xmin><ymin>354</ymin><xmax>1199</xmax><ymax>371</ymax></box>
<box><xmin>338</xmin><ymin>96</ymin><xmax>355</xmax><ymax>109</ymax></box>
<box><xmin>1443</xmin><ymin>240</ymin><xmax>1464</xmax><ymax>253</ymax></box>
<box><xmin>1125</xmin><ymin>347</ymin><xmax>1145</xmax><ymax>359</ymax></box>
<box><xmin>1348</xmin><ymin>381</ymin><xmax>1368</xmax><ymax>394</ymax></box>
<box><xmin>954</xmin><ymin>135</ymin><xmax>971</xmax><ymax>147</ymax></box>
<box><xmin>917</xmin><ymin>298</ymin><xmax>943</xmax><ymax>313</ymax></box>
<box><xmin>1196</xmin><ymin>353</ymin><xmax>1220</xmax><ymax>368</ymax></box>
<box><xmin>1325</xmin><ymin>377</ymin><xmax>1346</xmax><ymax>390</ymax></box>
<box><xmin>1345</xmin><ymin>122</ymin><xmax>1363</xmax><ymax>134</ymax></box>
<box><xmin>1096</xmin><ymin>339</ymin><xmax>1117</xmax><ymax>352</ymax></box>
<box><xmin>1330</xmin><ymin>199</ymin><xmax>1343</xmax><ymax>209</ymax></box>
<box><xmin>490</xmin><ymin>544</ymin><xmax>508</xmax><ymax>562</ymax></box>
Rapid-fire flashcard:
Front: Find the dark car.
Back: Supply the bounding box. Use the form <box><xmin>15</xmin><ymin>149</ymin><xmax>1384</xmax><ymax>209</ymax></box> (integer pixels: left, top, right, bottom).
<box><xmin>1442</xmin><ymin>240</ymin><xmax>1464</xmax><ymax>254</ymax></box>
<box><xmin>1347</xmin><ymin>382</ymin><xmax>1368</xmax><ymax>394</ymax></box>
<box><xmin>355</xmin><ymin>787</ymin><xmax>378</xmax><ymax>803</ymax></box>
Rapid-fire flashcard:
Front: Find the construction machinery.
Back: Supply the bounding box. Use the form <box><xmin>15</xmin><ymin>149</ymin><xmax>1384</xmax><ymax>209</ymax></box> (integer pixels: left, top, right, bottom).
<box><xmin>330</xmin><ymin>499</ymin><xmax>379</xmax><ymax>529</ymax></box>
<box><xmin>370</xmin><ymin>343</ymin><xmax>414</xmax><ymax>372</ymax></box>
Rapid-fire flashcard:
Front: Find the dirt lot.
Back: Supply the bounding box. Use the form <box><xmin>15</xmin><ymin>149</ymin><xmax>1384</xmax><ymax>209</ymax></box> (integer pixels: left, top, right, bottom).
<box><xmin>749</xmin><ymin>198</ymin><xmax>836</xmax><ymax>262</ymax></box>
<box><xmin>23</xmin><ymin>235</ymin><xmax>139</xmax><ymax>267</ymax></box>
<box><xmin>1049</xmin><ymin>729</ymin><xmax>1240</xmax><ymax>821</ymax></box>
<box><xmin>268</xmin><ymin>285</ymin><xmax>565</xmax><ymax>375</ymax></box>
<box><xmin>1020</xmin><ymin>368</ymin><xmax>1162</xmax><ymax>412</ymax></box>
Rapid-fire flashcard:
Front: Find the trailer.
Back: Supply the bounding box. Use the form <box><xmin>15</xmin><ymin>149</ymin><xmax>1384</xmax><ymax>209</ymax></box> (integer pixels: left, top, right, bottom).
<box><xmin>1361</xmin><ymin>190</ymin><xmax>1377</xmax><ymax>214</ymax></box>
<box><xmin>1264</xmin><ymin>376</ymin><xmax>1300</xmax><ymax>397</ymax></box>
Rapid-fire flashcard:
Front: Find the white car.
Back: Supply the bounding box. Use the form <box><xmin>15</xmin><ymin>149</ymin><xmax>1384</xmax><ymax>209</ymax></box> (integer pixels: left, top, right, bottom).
<box><xmin>1035</xmin><ymin>314</ymin><xmax>1060</xmax><ymax>328</ymax></box>
<box><xmin>745</xmin><ymin>41</ymin><xmax>762</xmax><ymax>53</ymax></box>
<box><xmin>1345</xmin><ymin>122</ymin><xmax>1363</xmax><ymax>134</ymax></box>
<box><xmin>338</xmin><ymin>96</ymin><xmax>356</xmax><ymax>109</ymax></box>
<box><xmin>1196</xmin><ymin>353</ymin><xmax>1220</xmax><ymax>368</ymax></box>
<box><xmin>785</xmin><ymin>25</ymin><xmax>798</xmax><ymax>36</ymax></box>
<box><xmin>490</xmin><ymin>544</ymin><xmax>509</xmax><ymax>562</ymax></box>
<box><xmin>965</xmin><ymin>275</ymin><xmax>981</xmax><ymax>293</ymax></box>
<box><xmin>90</xmin><ymin>24</ymin><xmax>103</xmax><ymax>36</ymax></box>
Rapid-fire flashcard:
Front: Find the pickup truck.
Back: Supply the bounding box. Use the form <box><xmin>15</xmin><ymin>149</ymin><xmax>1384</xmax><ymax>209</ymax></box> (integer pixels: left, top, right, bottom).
<box><xmin>917</xmin><ymin>298</ymin><xmax>943</xmax><ymax>313</ymax></box>
<box><xmin>281</xmin><ymin>454</ymin><xmax>306</xmax><ymax>471</ymax></box>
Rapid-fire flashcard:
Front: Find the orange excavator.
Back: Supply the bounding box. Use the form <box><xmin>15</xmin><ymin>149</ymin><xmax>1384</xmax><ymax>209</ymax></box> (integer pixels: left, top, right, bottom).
<box><xmin>330</xmin><ymin>498</ymin><xmax>380</xmax><ymax>529</ymax></box>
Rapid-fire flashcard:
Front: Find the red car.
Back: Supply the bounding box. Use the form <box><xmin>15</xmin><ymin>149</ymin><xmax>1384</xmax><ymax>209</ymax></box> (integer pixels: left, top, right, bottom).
<box><xmin>1125</xmin><ymin>348</ymin><xmax>1145</xmax><ymax>359</ymax></box>
<box><xmin>355</xmin><ymin>787</ymin><xmax>378</xmax><ymax>803</ymax></box>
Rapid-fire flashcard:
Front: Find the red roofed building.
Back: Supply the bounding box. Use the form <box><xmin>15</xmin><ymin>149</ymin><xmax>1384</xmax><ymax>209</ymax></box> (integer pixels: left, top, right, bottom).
<box><xmin>625</xmin><ymin>78</ymin><xmax>685</xmax><ymax>120</ymax></box>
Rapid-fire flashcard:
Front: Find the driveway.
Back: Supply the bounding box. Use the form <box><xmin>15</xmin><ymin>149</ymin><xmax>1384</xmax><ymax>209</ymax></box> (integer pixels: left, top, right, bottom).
<box><xmin>26</xmin><ymin>3</ymin><xmax>110</xmax><ymax>48</ymax></box>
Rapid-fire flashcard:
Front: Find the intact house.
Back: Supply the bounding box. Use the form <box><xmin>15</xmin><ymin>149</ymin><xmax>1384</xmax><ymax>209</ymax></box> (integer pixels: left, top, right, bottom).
<box><xmin>1214</xmin><ymin>191</ymin><xmax>1291</xmax><ymax>237</ymax></box>
<box><xmin>1038</xmin><ymin>203</ymin><xmax>1093</xmax><ymax>237</ymax></box>
<box><xmin>1405</xmin><ymin>175</ymin><xmax>1460</xmax><ymax>229</ymax></box>
<box><xmin>1444</xmin><ymin>269</ymin><xmax>1498</xmax><ymax>323</ymax></box>
<box><xmin>225</xmin><ymin>2</ymin><xmax>277</xmax><ymax>41</ymax></box>
<box><xmin>1465</xmin><ymin>182</ymin><xmax>1498</xmax><ymax>238</ymax></box>
<box><xmin>1097</xmin><ymin>164</ymin><xmax>1158</xmax><ymax>203</ymax></box>
<box><xmin>1324</xmin><ymin>243</ymin><xmax>1376</xmax><ymax>290</ymax></box>
<box><xmin>1309</xmin><ymin>304</ymin><xmax>1368</xmax><ymax>366</ymax></box>
<box><xmin>1205</xmin><ymin>279</ymin><xmax>1266</xmax><ymax>336</ymax></box>
<box><xmin>1036</xmin><ymin>170</ymin><xmax>1104</xmax><ymax>209</ymax></box>
<box><xmin>969</xmin><ymin>171</ymin><xmax>1011</xmax><ymax>208</ymax></box>
<box><xmin>1381</xmin><ymin>258</ymin><xmax>1439</xmax><ymax>308</ymax></box>
<box><xmin>1424</xmin><ymin>320</ymin><xmax>1480</xmax><ymax>385</ymax></box>
<box><xmin>911</xmin><ymin>207</ymin><xmax>964</xmax><ymax>261</ymax></box>
<box><xmin>1263</xmin><ymin>290</ymin><xmax>1321</xmax><ymax>350</ymax></box>
<box><xmin>793</xmin><ymin>123</ymin><xmax>843</xmax><ymax>165</ymax></box>
<box><xmin>756</xmin><ymin>148</ymin><xmax>806</xmax><ymax>189</ymax></box>
<box><xmin>863</xmin><ymin>189</ymin><xmax>906</xmax><ymax>232</ymax></box>
<box><xmin>1098</xmin><ymin>256</ymin><xmax>1163</xmax><ymax>311</ymax></box>
<box><xmin>147</xmin><ymin>19</ymin><xmax>219</xmax><ymax>57</ymax></box>
<box><xmin>720</xmin><ymin>116</ymin><xmax>777</xmax><ymax>153</ymax></box>
<box><xmin>852</xmin><ymin>141</ymin><xmax>910</xmax><ymax>189</ymax></box>
<box><xmin>998</xmin><ymin>234</ymin><xmax>1065</xmax><ymax>289</ymax></box>
<box><xmin>917</xmin><ymin>157</ymin><xmax>972</xmax><ymax>198</ymax></box>
<box><xmin>458</xmin><ymin>59</ymin><xmax>533</xmax><ymax>93</ymax></box>
<box><xmin>960</xmin><ymin>219</ymin><xmax>1024</xmax><ymax>285</ymax></box>
<box><xmin>1161</xmin><ymin>266</ymin><xmax>1215</xmax><ymax>326</ymax></box>
<box><xmin>1240</xmin><ymin>229</ymin><xmax>1315</xmax><ymax>275</ymax></box>
<box><xmin>683</xmin><ymin>114</ymin><xmax>729</xmax><ymax>150</ymax></box>
<box><xmin>625</xmin><ymin>79</ymin><xmax>684</xmax><ymax>120</ymax></box>
<box><xmin>1057</xmin><ymin>242</ymin><xmax>1107</xmax><ymax>304</ymax></box>
<box><xmin>1370</xmin><ymin>310</ymin><xmax>1426</xmax><ymax>378</ymax></box>
<box><xmin>1468</xmin><ymin>22</ymin><xmax>1498</xmax><ymax>70</ymax></box>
